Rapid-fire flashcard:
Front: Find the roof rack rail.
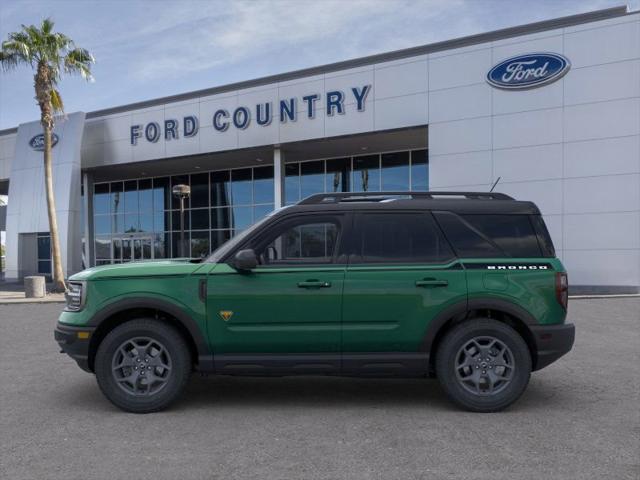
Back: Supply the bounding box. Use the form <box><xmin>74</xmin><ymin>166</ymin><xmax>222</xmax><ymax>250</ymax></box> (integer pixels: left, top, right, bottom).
<box><xmin>298</xmin><ymin>191</ymin><xmax>513</xmax><ymax>205</ymax></box>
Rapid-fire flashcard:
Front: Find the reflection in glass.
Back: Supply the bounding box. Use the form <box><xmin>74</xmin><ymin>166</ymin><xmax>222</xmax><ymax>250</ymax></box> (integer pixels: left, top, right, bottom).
<box><xmin>154</xmin><ymin>233</ymin><xmax>168</xmax><ymax>258</ymax></box>
<box><xmin>138</xmin><ymin>179</ymin><xmax>153</xmax><ymax>211</ymax></box>
<box><xmin>211</xmin><ymin>230</ymin><xmax>232</xmax><ymax>251</ymax></box>
<box><xmin>124</xmin><ymin>213</ymin><xmax>139</xmax><ymax>232</ymax></box>
<box><xmin>154</xmin><ymin>212</ymin><xmax>168</xmax><ymax>232</ymax></box>
<box><xmin>411</xmin><ymin>149</ymin><xmax>429</xmax><ymax>191</ymax></box>
<box><xmin>94</xmin><ymin>215</ymin><xmax>111</xmax><ymax>235</ymax></box>
<box><xmin>139</xmin><ymin>212</ymin><xmax>153</xmax><ymax>232</ymax></box>
<box><xmin>211</xmin><ymin>207</ymin><xmax>232</xmax><ymax>229</ymax></box>
<box><xmin>111</xmin><ymin>182</ymin><xmax>123</xmax><ymax>216</ymax></box>
<box><xmin>191</xmin><ymin>208</ymin><xmax>210</xmax><ymax>230</ymax></box>
<box><xmin>253</xmin><ymin>166</ymin><xmax>274</xmax><ymax>204</ymax></box>
<box><xmin>171</xmin><ymin>210</ymin><xmax>190</xmax><ymax>231</ymax></box>
<box><xmin>352</xmin><ymin>155</ymin><xmax>380</xmax><ymax>192</ymax></box>
<box><xmin>190</xmin><ymin>173</ymin><xmax>209</xmax><ymax>208</ymax></box>
<box><xmin>113</xmin><ymin>238</ymin><xmax>122</xmax><ymax>261</ymax></box>
<box><xmin>232</xmin><ymin>205</ymin><xmax>252</xmax><ymax>230</ymax></box>
<box><xmin>231</xmin><ymin>168</ymin><xmax>252</xmax><ymax>205</ymax></box>
<box><xmin>254</xmin><ymin>204</ymin><xmax>274</xmax><ymax>222</ymax></box>
<box><xmin>124</xmin><ymin>180</ymin><xmax>138</xmax><ymax>213</ymax></box>
<box><xmin>381</xmin><ymin>152</ymin><xmax>410</xmax><ymax>191</ymax></box>
<box><xmin>285</xmin><ymin>163</ymin><xmax>300</xmax><ymax>204</ymax></box>
<box><xmin>211</xmin><ymin>171</ymin><xmax>231</xmax><ymax>207</ymax></box>
<box><xmin>326</xmin><ymin>158</ymin><xmax>350</xmax><ymax>193</ymax></box>
<box><xmin>171</xmin><ymin>175</ymin><xmax>190</xmax><ymax>209</ymax></box>
<box><xmin>171</xmin><ymin>232</ymin><xmax>187</xmax><ymax>258</ymax></box>
<box><xmin>301</xmin><ymin>161</ymin><xmax>324</xmax><ymax>199</ymax></box>
<box><xmin>153</xmin><ymin>177</ymin><xmax>170</xmax><ymax>211</ymax></box>
<box><xmin>190</xmin><ymin>231</ymin><xmax>210</xmax><ymax>258</ymax></box>
<box><xmin>95</xmin><ymin>236</ymin><xmax>111</xmax><ymax>259</ymax></box>
<box><xmin>121</xmin><ymin>239</ymin><xmax>132</xmax><ymax>261</ymax></box>
<box><xmin>94</xmin><ymin>184</ymin><xmax>110</xmax><ymax>214</ymax></box>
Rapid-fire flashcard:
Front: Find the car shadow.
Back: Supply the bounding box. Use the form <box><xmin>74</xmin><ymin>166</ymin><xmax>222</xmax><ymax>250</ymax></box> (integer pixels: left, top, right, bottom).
<box><xmin>177</xmin><ymin>374</ymin><xmax>455</xmax><ymax>411</ymax></box>
<box><xmin>55</xmin><ymin>371</ymin><xmax>570</xmax><ymax>414</ymax></box>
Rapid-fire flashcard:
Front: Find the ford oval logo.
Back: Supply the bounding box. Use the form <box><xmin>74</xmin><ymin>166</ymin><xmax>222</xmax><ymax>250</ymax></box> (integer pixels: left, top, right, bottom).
<box><xmin>29</xmin><ymin>133</ymin><xmax>59</xmax><ymax>151</ymax></box>
<box><xmin>487</xmin><ymin>53</ymin><xmax>570</xmax><ymax>90</ymax></box>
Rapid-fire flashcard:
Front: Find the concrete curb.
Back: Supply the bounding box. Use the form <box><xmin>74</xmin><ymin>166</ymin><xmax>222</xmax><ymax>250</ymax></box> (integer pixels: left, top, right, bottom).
<box><xmin>0</xmin><ymin>296</ymin><xmax>65</xmax><ymax>305</ymax></box>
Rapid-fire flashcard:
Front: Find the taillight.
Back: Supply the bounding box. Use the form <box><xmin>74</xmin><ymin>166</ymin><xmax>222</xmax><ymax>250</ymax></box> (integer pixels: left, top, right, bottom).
<box><xmin>555</xmin><ymin>272</ymin><xmax>568</xmax><ymax>310</ymax></box>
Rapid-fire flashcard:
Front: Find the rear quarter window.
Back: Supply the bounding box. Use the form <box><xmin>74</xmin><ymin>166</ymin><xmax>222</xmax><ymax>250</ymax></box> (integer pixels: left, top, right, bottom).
<box><xmin>433</xmin><ymin>212</ymin><xmax>545</xmax><ymax>258</ymax></box>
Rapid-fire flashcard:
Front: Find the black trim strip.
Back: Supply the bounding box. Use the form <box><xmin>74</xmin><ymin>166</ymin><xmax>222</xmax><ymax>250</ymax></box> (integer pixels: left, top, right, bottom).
<box><xmin>212</xmin><ymin>352</ymin><xmax>429</xmax><ymax>376</ymax></box>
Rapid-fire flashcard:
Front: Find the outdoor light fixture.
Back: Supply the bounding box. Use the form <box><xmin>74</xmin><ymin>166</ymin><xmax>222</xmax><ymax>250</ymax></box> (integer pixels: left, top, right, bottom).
<box><xmin>172</xmin><ymin>184</ymin><xmax>191</xmax><ymax>258</ymax></box>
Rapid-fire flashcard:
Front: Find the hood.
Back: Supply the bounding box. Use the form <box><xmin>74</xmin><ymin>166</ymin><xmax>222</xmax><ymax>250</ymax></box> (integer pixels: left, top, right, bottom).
<box><xmin>69</xmin><ymin>259</ymin><xmax>208</xmax><ymax>281</ymax></box>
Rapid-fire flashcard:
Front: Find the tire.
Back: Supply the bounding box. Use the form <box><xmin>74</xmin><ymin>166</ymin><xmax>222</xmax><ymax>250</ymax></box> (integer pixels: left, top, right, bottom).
<box><xmin>435</xmin><ymin>318</ymin><xmax>531</xmax><ymax>412</ymax></box>
<box><xmin>95</xmin><ymin>318</ymin><xmax>191</xmax><ymax>413</ymax></box>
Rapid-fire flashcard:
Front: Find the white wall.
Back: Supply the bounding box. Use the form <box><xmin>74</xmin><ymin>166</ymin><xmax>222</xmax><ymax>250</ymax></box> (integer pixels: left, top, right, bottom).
<box><xmin>80</xmin><ymin>58</ymin><xmax>429</xmax><ymax>168</ymax></box>
<box><xmin>5</xmin><ymin>113</ymin><xmax>85</xmax><ymax>280</ymax></box>
<box><xmin>0</xmin><ymin>133</ymin><xmax>16</xmax><ymax>181</ymax></box>
<box><xmin>428</xmin><ymin>12</ymin><xmax>640</xmax><ymax>289</ymax></box>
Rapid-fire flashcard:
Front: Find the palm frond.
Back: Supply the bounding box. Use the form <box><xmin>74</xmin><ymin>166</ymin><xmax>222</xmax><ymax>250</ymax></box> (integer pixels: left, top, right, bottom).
<box><xmin>64</xmin><ymin>47</ymin><xmax>94</xmax><ymax>81</ymax></box>
<box><xmin>41</xmin><ymin>17</ymin><xmax>54</xmax><ymax>35</ymax></box>
<box><xmin>50</xmin><ymin>88</ymin><xmax>64</xmax><ymax>113</ymax></box>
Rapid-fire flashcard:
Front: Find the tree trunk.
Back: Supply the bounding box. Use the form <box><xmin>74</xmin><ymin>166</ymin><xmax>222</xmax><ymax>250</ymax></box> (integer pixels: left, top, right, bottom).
<box><xmin>43</xmin><ymin>122</ymin><xmax>66</xmax><ymax>292</ymax></box>
<box><xmin>36</xmin><ymin>63</ymin><xmax>66</xmax><ymax>293</ymax></box>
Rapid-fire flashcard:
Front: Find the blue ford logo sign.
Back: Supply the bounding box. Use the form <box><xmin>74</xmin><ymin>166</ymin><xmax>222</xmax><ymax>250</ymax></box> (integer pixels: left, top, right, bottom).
<box><xmin>29</xmin><ymin>133</ymin><xmax>59</xmax><ymax>151</ymax></box>
<box><xmin>487</xmin><ymin>53</ymin><xmax>570</xmax><ymax>90</ymax></box>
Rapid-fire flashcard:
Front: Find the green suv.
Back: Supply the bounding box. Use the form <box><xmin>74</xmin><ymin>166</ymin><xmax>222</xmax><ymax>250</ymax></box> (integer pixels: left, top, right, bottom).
<box><xmin>55</xmin><ymin>191</ymin><xmax>574</xmax><ymax>413</ymax></box>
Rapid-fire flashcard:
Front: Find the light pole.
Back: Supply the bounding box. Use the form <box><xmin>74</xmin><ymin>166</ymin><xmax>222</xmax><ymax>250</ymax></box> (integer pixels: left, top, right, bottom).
<box><xmin>172</xmin><ymin>184</ymin><xmax>191</xmax><ymax>258</ymax></box>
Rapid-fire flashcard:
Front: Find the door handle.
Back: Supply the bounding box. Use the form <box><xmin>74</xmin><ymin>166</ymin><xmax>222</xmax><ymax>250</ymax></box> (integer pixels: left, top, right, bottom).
<box><xmin>415</xmin><ymin>278</ymin><xmax>448</xmax><ymax>288</ymax></box>
<box><xmin>297</xmin><ymin>280</ymin><xmax>331</xmax><ymax>289</ymax></box>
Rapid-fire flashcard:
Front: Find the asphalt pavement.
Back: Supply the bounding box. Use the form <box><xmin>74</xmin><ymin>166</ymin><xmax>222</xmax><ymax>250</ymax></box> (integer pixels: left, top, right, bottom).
<box><xmin>0</xmin><ymin>298</ymin><xmax>638</xmax><ymax>480</ymax></box>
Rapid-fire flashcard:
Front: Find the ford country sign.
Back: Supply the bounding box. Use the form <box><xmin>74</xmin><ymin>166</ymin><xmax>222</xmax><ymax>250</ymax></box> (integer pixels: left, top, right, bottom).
<box><xmin>29</xmin><ymin>133</ymin><xmax>59</xmax><ymax>151</ymax></box>
<box><xmin>487</xmin><ymin>53</ymin><xmax>570</xmax><ymax>90</ymax></box>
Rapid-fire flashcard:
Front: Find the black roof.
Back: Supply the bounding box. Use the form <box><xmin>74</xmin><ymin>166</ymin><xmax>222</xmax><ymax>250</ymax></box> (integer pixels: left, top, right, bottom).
<box><xmin>279</xmin><ymin>191</ymin><xmax>541</xmax><ymax>216</ymax></box>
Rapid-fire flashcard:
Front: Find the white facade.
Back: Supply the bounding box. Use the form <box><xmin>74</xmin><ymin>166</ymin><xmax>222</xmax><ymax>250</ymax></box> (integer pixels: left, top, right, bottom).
<box><xmin>0</xmin><ymin>6</ymin><xmax>639</xmax><ymax>292</ymax></box>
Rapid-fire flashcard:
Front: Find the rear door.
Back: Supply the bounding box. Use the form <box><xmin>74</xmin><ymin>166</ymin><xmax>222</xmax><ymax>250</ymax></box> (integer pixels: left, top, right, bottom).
<box><xmin>341</xmin><ymin>211</ymin><xmax>467</xmax><ymax>369</ymax></box>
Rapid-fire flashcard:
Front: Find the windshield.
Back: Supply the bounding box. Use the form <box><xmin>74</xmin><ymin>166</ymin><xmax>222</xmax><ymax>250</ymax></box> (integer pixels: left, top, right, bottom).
<box><xmin>205</xmin><ymin>208</ymin><xmax>283</xmax><ymax>263</ymax></box>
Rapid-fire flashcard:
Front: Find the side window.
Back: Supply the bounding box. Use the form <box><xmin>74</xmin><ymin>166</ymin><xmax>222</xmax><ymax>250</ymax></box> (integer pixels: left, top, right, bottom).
<box><xmin>255</xmin><ymin>218</ymin><xmax>340</xmax><ymax>266</ymax></box>
<box><xmin>352</xmin><ymin>213</ymin><xmax>454</xmax><ymax>264</ymax></box>
<box><xmin>434</xmin><ymin>212</ymin><xmax>543</xmax><ymax>258</ymax></box>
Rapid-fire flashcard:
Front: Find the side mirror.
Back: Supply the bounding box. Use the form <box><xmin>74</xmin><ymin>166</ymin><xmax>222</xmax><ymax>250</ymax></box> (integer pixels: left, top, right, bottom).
<box><xmin>233</xmin><ymin>249</ymin><xmax>258</xmax><ymax>271</ymax></box>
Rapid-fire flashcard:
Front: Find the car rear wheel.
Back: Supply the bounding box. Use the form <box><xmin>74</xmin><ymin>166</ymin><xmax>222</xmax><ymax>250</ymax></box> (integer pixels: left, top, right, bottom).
<box><xmin>435</xmin><ymin>318</ymin><xmax>531</xmax><ymax>412</ymax></box>
<box><xmin>95</xmin><ymin>319</ymin><xmax>191</xmax><ymax>413</ymax></box>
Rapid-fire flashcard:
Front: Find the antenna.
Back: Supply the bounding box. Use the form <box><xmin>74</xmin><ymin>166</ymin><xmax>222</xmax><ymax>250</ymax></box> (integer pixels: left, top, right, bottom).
<box><xmin>489</xmin><ymin>176</ymin><xmax>501</xmax><ymax>192</ymax></box>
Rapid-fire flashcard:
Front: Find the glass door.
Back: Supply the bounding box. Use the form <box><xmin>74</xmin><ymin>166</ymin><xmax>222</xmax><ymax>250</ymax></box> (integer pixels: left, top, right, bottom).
<box><xmin>114</xmin><ymin>235</ymin><xmax>154</xmax><ymax>263</ymax></box>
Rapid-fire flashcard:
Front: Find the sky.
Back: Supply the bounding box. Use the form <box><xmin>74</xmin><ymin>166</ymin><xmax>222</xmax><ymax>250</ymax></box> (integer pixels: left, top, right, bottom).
<box><xmin>0</xmin><ymin>0</ymin><xmax>637</xmax><ymax>130</ymax></box>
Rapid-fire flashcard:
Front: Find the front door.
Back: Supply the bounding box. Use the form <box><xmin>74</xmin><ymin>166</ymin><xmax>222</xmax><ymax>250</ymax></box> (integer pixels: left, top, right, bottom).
<box><xmin>341</xmin><ymin>212</ymin><xmax>467</xmax><ymax>371</ymax></box>
<box><xmin>207</xmin><ymin>213</ymin><xmax>347</xmax><ymax>361</ymax></box>
<box><xmin>115</xmin><ymin>235</ymin><xmax>154</xmax><ymax>262</ymax></box>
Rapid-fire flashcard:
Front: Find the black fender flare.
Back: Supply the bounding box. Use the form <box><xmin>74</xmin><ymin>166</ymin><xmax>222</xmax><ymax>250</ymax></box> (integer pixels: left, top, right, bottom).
<box><xmin>421</xmin><ymin>297</ymin><xmax>538</xmax><ymax>353</ymax></box>
<box><xmin>87</xmin><ymin>297</ymin><xmax>212</xmax><ymax>370</ymax></box>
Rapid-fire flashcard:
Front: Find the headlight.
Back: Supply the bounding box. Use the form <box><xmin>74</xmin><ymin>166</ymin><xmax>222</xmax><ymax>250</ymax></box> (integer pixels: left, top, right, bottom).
<box><xmin>65</xmin><ymin>281</ymin><xmax>86</xmax><ymax>311</ymax></box>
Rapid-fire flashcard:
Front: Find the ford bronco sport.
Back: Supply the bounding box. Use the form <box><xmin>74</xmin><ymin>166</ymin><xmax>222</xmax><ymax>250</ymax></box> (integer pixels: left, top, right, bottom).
<box><xmin>55</xmin><ymin>191</ymin><xmax>574</xmax><ymax>413</ymax></box>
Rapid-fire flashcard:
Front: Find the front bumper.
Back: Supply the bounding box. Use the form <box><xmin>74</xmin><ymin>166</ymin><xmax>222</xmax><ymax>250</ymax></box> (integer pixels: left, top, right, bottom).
<box><xmin>530</xmin><ymin>323</ymin><xmax>575</xmax><ymax>371</ymax></box>
<box><xmin>54</xmin><ymin>323</ymin><xmax>96</xmax><ymax>373</ymax></box>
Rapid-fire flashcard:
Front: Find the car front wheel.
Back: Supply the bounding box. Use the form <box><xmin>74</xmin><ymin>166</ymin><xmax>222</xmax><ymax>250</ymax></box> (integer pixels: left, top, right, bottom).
<box><xmin>94</xmin><ymin>319</ymin><xmax>191</xmax><ymax>413</ymax></box>
<box><xmin>435</xmin><ymin>318</ymin><xmax>531</xmax><ymax>412</ymax></box>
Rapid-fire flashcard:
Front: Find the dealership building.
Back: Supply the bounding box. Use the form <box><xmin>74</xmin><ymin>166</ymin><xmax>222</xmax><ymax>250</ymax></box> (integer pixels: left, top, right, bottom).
<box><xmin>0</xmin><ymin>5</ymin><xmax>639</xmax><ymax>292</ymax></box>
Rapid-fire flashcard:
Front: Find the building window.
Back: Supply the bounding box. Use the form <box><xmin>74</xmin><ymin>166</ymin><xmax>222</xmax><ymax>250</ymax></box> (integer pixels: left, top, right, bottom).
<box><xmin>92</xmin><ymin>164</ymin><xmax>275</xmax><ymax>264</ymax></box>
<box><xmin>37</xmin><ymin>232</ymin><xmax>51</xmax><ymax>275</ymax></box>
<box><xmin>284</xmin><ymin>149</ymin><xmax>428</xmax><ymax>204</ymax></box>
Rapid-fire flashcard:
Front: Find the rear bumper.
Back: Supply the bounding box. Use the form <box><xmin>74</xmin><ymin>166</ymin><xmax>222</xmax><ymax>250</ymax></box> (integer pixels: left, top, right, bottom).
<box><xmin>530</xmin><ymin>323</ymin><xmax>575</xmax><ymax>371</ymax></box>
<box><xmin>54</xmin><ymin>323</ymin><xmax>95</xmax><ymax>373</ymax></box>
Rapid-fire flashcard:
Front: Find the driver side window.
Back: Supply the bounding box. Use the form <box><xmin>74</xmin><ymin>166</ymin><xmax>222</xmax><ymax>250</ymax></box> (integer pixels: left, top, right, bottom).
<box><xmin>257</xmin><ymin>218</ymin><xmax>340</xmax><ymax>266</ymax></box>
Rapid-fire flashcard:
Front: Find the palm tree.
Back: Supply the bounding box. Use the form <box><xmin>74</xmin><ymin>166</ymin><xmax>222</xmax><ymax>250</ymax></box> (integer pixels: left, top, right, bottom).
<box><xmin>0</xmin><ymin>18</ymin><xmax>94</xmax><ymax>292</ymax></box>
